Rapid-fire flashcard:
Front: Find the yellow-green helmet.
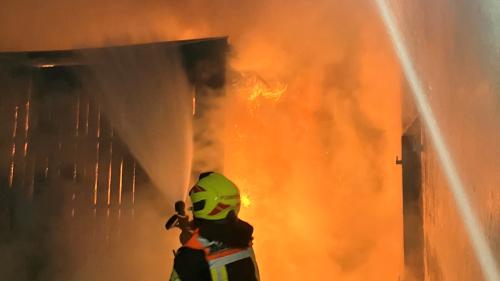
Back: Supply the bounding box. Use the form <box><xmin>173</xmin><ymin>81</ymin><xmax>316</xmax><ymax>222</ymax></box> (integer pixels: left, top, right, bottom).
<box><xmin>189</xmin><ymin>172</ymin><xmax>241</xmax><ymax>220</ymax></box>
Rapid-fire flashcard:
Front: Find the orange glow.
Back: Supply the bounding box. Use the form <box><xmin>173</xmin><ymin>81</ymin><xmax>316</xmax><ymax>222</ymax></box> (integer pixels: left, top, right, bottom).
<box><xmin>93</xmin><ymin>142</ymin><xmax>100</xmax><ymax>206</ymax></box>
<box><xmin>96</xmin><ymin>108</ymin><xmax>101</xmax><ymax>138</ymax></box>
<box><xmin>117</xmin><ymin>1</ymin><xmax>405</xmax><ymax>278</ymax></box>
<box><xmin>24</xmin><ymin>98</ymin><xmax>30</xmax><ymax>157</ymax></box>
<box><xmin>94</xmin><ymin>108</ymin><xmax>101</xmax><ymax>206</ymax></box>
<box><xmin>8</xmin><ymin>106</ymin><xmax>18</xmax><ymax>188</ymax></box>
<box><xmin>247</xmin><ymin>80</ymin><xmax>286</xmax><ymax>103</ymax></box>
<box><xmin>71</xmin><ymin>193</ymin><xmax>76</xmax><ymax>218</ymax></box>
<box><xmin>8</xmin><ymin>144</ymin><xmax>15</xmax><ymax>188</ymax></box>
<box><xmin>73</xmin><ymin>163</ymin><xmax>77</xmax><ymax>181</ymax></box>
<box><xmin>132</xmin><ymin>161</ymin><xmax>136</xmax><ymax>205</ymax></box>
<box><xmin>234</xmin><ymin>74</ymin><xmax>287</xmax><ymax>112</ymax></box>
<box><xmin>24</xmin><ymin>100</ymin><xmax>30</xmax><ymax>138</ymax></box>
<box><xmin>38</xmin><ymin>64</ymin><xmax>55</xmax><ymax>68</ymax></box>
<box><xmin>107</xmin><ymin>140</ymin><xmax>113</xmax><ymax>206</ymax></box>
<box><xmin>118</xmin><ymin>157</ymin><xmax>124</xmax><ymax>205</ymax></box>
<box><xmin>12</xmin><ymin>106</ymin><xmax>18</xmax><ymax>138</ymax></box>
<box><xmin>9</xmin><ymin>2</ymin><xmax>404</xmax><ymax>279</ymax></box>
<box><xmin>219</xmin><ymin>17</ymin><xmax>402</xmax><ymax>280</ymax></box>
<box><xmin>192</xmin><ymin>96</ymin><xmax>196</xmax><ymax>116</ymax></box>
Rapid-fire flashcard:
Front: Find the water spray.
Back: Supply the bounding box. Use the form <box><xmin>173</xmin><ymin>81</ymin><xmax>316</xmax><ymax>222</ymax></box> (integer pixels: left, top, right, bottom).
<box><xmin>373</xmin><ymin>1</ymin><xmax>500</xmax><ymax>280</ymax></box>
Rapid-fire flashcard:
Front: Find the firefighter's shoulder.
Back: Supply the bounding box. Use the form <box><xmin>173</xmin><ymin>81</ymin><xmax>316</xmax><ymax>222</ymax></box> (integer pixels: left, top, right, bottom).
<box><xmin>174</xmin><ymin>246</ymin><xmax>211</xmax><ymax>281</ymax></box>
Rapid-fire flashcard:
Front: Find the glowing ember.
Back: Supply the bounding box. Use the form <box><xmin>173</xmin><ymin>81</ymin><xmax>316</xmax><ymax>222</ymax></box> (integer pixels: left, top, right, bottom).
<box><xmin>192</xmin><ymin>96</ymin><xmax>196</xmax><ymax>116</ymax></box>
<box><xmin>38</xmin><ymin>64</ymin><xmax>55</xmax><ymax>68</ymax></box>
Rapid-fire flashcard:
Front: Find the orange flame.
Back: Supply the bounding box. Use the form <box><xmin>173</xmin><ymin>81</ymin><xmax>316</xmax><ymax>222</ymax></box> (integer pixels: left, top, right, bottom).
<box><xmin>107</xmin><ymin>140</ymin><xmax>113</xmax><ymax>206</ymax></box>
<box><xmin>248</xmin><ymin>81</ymin><xmax>287</xmax><ymax>102</ymax></box>
<box><xmin>234</xmin><ymin>74</ymin><xmax>287</xmax><ymax>111</ymax></box>
<box><xmin>118</xmin><ymin>157</ymin><xmax>124</xmax><ymax>205</ymax></box>
<box><xmin>132</xmin><ymin>161</ymin><xmax>136</xmax><ymax>206</ymax></box>
<box><xmin>93</xmin><ymin>143</ymin><xmax>100</xmax><ymax>206</ymax></box>
<box><xmin>241</xmin><ymin>192</ymin><xmax>251</xmax><ymax>208</ymax></box>
<box><xmin>222</xmin><ymin>25</ymin><xmax>403</xmax><ymax>280</ymax></box>
<box><xmin>12</xmin><ymin>106</ymin><xmax>18</xmax><ymax>138</ymax></box>
<box><xmin>8</xmin><ymin>144</ymin><xmax>15</xmax><ymax>188</ymax></box>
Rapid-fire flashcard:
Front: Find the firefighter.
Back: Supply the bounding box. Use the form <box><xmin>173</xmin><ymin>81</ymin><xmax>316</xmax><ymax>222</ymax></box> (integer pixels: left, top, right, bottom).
<box><xmin>170</xmin><ymin>172</ymin><xmax>260</xmax><ymax>281</ymax></box>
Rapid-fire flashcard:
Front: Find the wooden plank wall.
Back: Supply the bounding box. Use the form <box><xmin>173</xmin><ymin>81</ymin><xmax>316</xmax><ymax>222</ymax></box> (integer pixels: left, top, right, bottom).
<box><xmin>0</xmin><ymin>65</ymin><xmax>148</xmax><ymax>246</ymax></box>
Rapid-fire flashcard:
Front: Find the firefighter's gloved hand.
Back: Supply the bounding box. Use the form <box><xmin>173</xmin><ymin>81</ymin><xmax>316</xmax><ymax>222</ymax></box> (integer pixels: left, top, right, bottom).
<box><xmin>165</xmin><ymin>214</ymin><xmax>179</xmax><ymax>230</ymax></box>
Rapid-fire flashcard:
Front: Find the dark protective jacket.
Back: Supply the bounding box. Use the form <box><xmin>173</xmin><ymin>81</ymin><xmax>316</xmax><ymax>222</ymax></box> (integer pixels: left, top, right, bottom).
<box><xmin>170</xmin><ymin>219</ymin><xmax>259</xmax><ymax>281</ymax></box>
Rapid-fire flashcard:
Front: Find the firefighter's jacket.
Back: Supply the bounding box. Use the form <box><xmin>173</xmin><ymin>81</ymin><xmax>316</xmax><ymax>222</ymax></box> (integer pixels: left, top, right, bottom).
<box><xmin>170</xmin><ymin>219</ymin><xmax>259</xmax><ymax>281</ymax></box>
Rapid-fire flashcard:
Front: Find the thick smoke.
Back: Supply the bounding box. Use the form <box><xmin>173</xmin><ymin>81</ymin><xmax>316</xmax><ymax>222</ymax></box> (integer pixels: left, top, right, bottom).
<box><xmin>1</xmin><ymin>0</ymin><xmax>403</xmax><ymax>280</ymax></box>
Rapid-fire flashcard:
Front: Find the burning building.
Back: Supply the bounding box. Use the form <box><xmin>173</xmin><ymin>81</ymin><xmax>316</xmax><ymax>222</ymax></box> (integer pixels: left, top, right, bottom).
<box><xmin>0</xmin><ymin>0</ymin><xmax>497</xmax><ymax>280</ymax></box>
<box><xmin>0</xmin><ymin>37</ymin><xmax>228</xmax><ymax>281</ymax></box>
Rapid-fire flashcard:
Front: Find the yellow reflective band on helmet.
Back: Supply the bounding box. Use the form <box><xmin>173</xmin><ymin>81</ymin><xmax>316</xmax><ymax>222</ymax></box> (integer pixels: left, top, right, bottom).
<box><xmin>190</xmin><ymin>172</ymin><xmax>241</xmax><ymax>220</ymax></box>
